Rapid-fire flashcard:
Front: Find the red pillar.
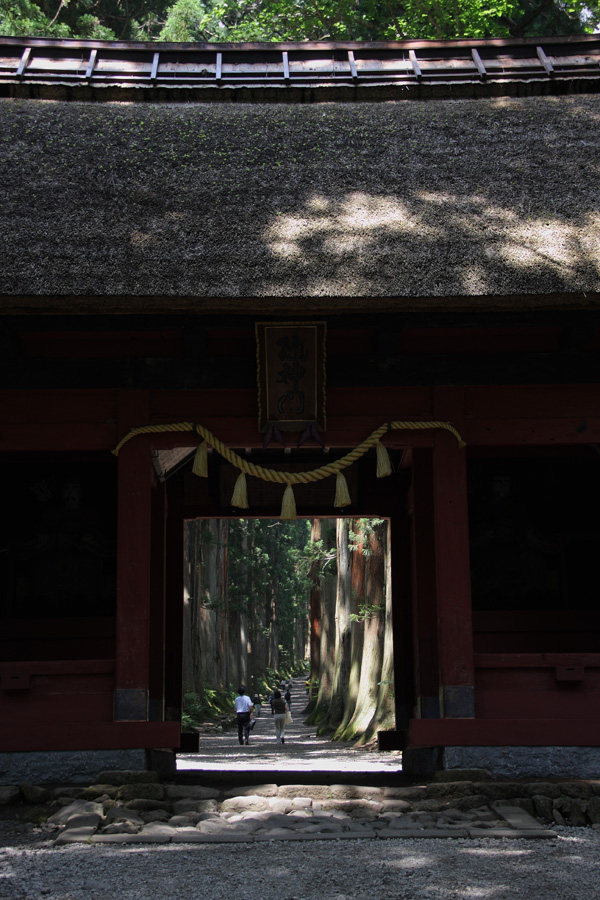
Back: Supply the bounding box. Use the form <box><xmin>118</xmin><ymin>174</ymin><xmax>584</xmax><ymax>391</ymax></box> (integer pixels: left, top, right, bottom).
<box><xmin>149</xmin><ymin>480</ymin><xmax>167</xmax><ymax>722</ymax></box>
<box><xmin>432</xmin><ymin>387</ymin><xmax>475</xmax><ymax>718</ymax></box>
<box><xmin>164</xmin><ymin>470</ymin><xmax>185</xmax><ymax>723</ymax></box>
<box><xmin>409</xmin><ymin>448</ymin><xmax>441</xmax><ymax>719</ymax></box>
<box><xmin>115</xmin><ymin>392</ymin><xmax>153</xmax><ymax>721</ymax></box>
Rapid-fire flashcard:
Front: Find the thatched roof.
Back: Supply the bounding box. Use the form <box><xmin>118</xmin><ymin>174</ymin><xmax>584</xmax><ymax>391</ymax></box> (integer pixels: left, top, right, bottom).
<box><xmin>0</xmin><ymin>94</ymin><xmax>599</xmax><ymax>310</ymax></box>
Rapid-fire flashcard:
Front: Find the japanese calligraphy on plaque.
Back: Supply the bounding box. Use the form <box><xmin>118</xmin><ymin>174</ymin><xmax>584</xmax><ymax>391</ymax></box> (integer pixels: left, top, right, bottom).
<box><xmin>256</xmin><ymin>322</ymin><xmax>326</xmax><ymax>433</ymax></box>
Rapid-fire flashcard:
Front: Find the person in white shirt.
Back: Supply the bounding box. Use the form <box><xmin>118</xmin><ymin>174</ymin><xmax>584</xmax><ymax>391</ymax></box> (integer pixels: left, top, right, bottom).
<box><xmin>234</xmin><ymin>687</ymin><xmax>254</xmax><ymax>745</ymax></box>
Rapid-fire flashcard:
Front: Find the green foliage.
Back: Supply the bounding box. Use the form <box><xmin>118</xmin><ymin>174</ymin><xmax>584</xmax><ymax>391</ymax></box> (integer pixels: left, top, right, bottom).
<box><xmin>156</xmin><ymin>0</ymin><xmax>599</xmax><ymax>42</ymax></box>
<box><xmin>349</xmin><ymin>597</ymin><xmax>384</xmax><ymax>623</ymax></box>
<box><xmin>1</xmin><ymin>0</ymin><xmax>163</xmax><ymax>38</ymax></box>
<box><xmin>298</xmin><ymin>537</ymin><xmax>337</xmax><ymax>581</ymax></box>
<box><xmin>181</xmin><ymin>688</ymin><xmax>234</xmax><ymax>730</ymax></box>
<box><xmin>0</xmin><ymin>0</ymin><xmax>71</xmax><ymax>36</ymax></box>
<box><xmin>227</xmin><ymin>518</ymin><xmax>311</xmax><ymax>666</ymax></box>
<box><xmin>2</xmin><ymin>0</ymin><xmax>597</xmax><ymax>43</ymax></box>
<box><xmin>349</xmin><ymin>518</ymin><xmax>385</xmax><ymax>557</ymax></box>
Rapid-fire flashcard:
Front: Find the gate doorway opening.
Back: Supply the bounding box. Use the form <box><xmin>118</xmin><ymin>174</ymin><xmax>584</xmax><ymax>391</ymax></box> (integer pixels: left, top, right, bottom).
<box><xmin>178</xmin><ymin>515</ymin><xmax>400</xmax><ymax>774</ymax></box>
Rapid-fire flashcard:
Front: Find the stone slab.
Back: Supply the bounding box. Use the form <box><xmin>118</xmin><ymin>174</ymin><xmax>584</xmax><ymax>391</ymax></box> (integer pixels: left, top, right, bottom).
<box><xmin>92</xmin><ymin>833</ymin><xmax>172</xmax><ymax>844</ymax></box>
<box><xmin>222</xmin><ymin>784</ymin><xmax>278</xmax><ymax>798</ymax></box>
<box><xmin>165</xmin><ymin>785</ymin><xmax>220</xmax><ymax>800</ymax></box>
<box><xmin>173</xmin><ymin>832</ymin><xmax>256</xmax><ymax>843</ymax></box>
<box><xmin>467</xmin><ymin>828</ymin><xmax>557</xmax><ymax>839</ymax></box>
<box><xmin>494</xmin><ymin>805</ymin><xmax>545</xmax><ymax>830</ymax></box>
<box><xmin>48</xmin><ymin>800</ymin><xmax>103</xmax><ymax>825</ymax></box>
<box><xmin>376</xmin><ymin>828</ymin><xmax>469</xmax><ymax>839</ymax></box>
<box><xmin>172</xmin><ymin>832</ymin><xmax>218</xmax><ymax>843</ymax></box>
<box><xmin>56</xmin><ymin>825</ymin><xmax>97</xmax><ymax>844</ymax></box>
<box><xmin>253</xmin><ymin>830</ymin><xmax>370</xmax><ymax>841</ymax></box>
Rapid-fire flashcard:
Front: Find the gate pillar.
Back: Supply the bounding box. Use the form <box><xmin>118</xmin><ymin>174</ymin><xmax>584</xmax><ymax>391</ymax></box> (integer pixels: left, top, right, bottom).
<box><xmin>432</xmin><ymin>387</ymin><xmax>475</xmax><ymax>718</ymax></box>
<box><xmin>115</xmin><ymin>428</ymin><xmax>153</xmax><ymax>722</ymax></box>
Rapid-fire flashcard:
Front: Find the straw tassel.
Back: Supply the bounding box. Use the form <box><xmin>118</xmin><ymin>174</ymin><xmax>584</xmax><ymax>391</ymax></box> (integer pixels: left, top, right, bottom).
<box><xmin>281</xmin><ymin>484</ymin><xmax>297</xmax><ymax>520</ymax></box>
<box><xmin>334</xmin><ymin>472</ymin><xmax>351</xmax><ymax>508</ymax></box>
<box><xmin>192</xmin><ymin>440</ymin><xmax>208</xmax><ymax>478</ymax></box>
<box><xmin>376</xmin><ymin>440</ymin><xmax>392</xmax><ymax>478</ymax></box>
<box><xmin>231</xmin><ymin>472</ymin><xmax>249</xmax><ymax>509</ymax></box>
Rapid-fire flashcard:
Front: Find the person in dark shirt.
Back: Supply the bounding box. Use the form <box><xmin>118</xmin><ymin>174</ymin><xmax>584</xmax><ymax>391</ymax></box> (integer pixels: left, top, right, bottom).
<box><xmin>271</xmin><ymin>691</ymin><xmax>288</xmax><ymax>744</ymax></box>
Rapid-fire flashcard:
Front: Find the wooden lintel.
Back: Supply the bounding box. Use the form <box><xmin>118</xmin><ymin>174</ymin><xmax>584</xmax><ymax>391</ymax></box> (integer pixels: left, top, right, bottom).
<box><xmin>475</xmin><ymin>652</ymin><xmax>600</xmax><ymax>668</ymax></box>
<box><xmin>409</xmin><ymin>716</ymin><xmax>600</xmax><ymax>747</ymax></box>
<box><xmin>0</xmin><ymin>423</ymin><xmax>116</xmax><ymax>452</ymax></box>
<box><xmin>0</xmin><ymin>720</ymin><xmax>181</xmax><ymax>753</ymax></box>
<box><xmin>0</xmin><ymin>659</ymin><xmax>115</xmax><ymax>677</ymax></box>
<box><xmin>465</xmin><ymin>417</ymin><xmax>600</xmax><ymax>446</ymax></box>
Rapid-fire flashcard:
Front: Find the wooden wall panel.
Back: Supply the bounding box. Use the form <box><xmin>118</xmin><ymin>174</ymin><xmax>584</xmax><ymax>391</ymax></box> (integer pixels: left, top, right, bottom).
<box><xmin>0</xmin><ymin>674</ymin><xmax>114</xmax><ymax>724</ymax></box>
<box><xmin>0</xmin><ymin>390</ymin><xmax>117</xmax><ymax>423</ymax></box>
<box><xmin>0</xmin><ymin>618</ymin><xmax>116</xmax><ymax>663</ymax></box>
<box><xmin>465</xmin><ymin>385</ymin><xmax>600</xmax><ymax>420</ymax></box>
<box><xmin>475</xmin><ymin>688</ymin><xmax>600</xmax><ymax>719</ymax></box>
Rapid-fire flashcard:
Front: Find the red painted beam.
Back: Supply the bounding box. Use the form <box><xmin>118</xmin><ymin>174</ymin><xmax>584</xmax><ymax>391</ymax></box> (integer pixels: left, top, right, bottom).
<box><xmin>465</xmin><ymin>418</ymin><xmax>600</xmax><ymax>446</ymax></box>
<box><xmin>0</xmin><ymin>424</ymin><xmax>117</xmax><ymax>452</ymax></box>
<box><xmin>21</xmin><ymin>331</ymin><xmax>184</xmax><ymax>360</ymax></box>
<box><xmin>465</xmin><ymin>384</ymin><xmax>600</xmax><ymax>419</ymax></box>
<box><xmin>0</xmin><ymin>389</ymin><xmax>117</xmax><ymax>422</ymax></box>
<box><xmin>474</xmin><ymin>653</ymin><xmax>600</xmax><ymax>668</ymax></box>
<box><xmin>476</xmin><ymin>690</ymin><xmax>600</xmax><ymax>719</ymax></box>
<box><xmin>409</xmin><ymin>717</ymin><xmax>600</xmax><ymax>747</ymax></box>
<box><xmin>151</xmin><ymin>386</ymin><xmax>432</xmax><ymax>419</ymax></box>
<box><xmin>0</xmin><ymin>659</ymin><xmax>115</xmax><ymax>676</ymax></box>
<box><xmin>0</xmin><ymin>721</ymin><xmax>182</xmax><ymax>752</ymax></box>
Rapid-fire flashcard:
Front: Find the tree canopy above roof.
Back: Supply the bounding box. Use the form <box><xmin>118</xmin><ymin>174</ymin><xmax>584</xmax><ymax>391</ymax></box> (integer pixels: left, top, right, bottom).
<box><xmin>1</xmin><ymin>0</ymin><xmax>598</xmax><ymax>44</ymax></box>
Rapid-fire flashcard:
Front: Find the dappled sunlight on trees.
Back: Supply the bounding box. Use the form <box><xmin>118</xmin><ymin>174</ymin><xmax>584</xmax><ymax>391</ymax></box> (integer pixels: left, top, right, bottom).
<box><xmin>183</xmin><ymin>517</ymin><xmax>394</xmax><ymax>743</ymax></box>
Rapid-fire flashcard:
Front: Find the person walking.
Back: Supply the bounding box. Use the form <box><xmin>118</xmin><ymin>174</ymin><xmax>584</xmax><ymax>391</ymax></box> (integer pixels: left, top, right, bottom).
<box><xmin>284</xmin><ymin>687</ymin><xmax>292</xmax><ymax>710</ymax></box>
<box><xmin>234</xmin><ymin>687</ymin><xmax>253</xmax><ymax>745</ymax></box>
<box><xmin>271</xmin><ymin>690</ymin><xmax>288</xmax><ymax>744</ymax></box>
<box><xmin>252</xmin><ymin>692</ymin><xmax>262</xmax><ymax>717</ymax></box>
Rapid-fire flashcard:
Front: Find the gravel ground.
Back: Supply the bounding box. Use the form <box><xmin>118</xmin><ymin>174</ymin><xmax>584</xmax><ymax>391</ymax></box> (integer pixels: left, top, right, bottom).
<box><xmin>1</xmin><ymin>826</ymin><xmax>599</xmax><ymax>900</ymax></box>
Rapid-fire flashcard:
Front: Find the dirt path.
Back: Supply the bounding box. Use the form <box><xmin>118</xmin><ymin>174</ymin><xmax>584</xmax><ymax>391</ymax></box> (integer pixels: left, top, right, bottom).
<box><xmin>177</xmin><ymin>677</ymin><xmax>402</xmax><ymax>775</ymax></box>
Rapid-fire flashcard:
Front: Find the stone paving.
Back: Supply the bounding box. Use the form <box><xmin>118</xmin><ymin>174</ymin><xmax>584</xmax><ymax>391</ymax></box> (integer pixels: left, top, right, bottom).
<box><xmin>47</xmin><ymin>777</ymin><xmax>556</xmax><ymax>845</ymax></box>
